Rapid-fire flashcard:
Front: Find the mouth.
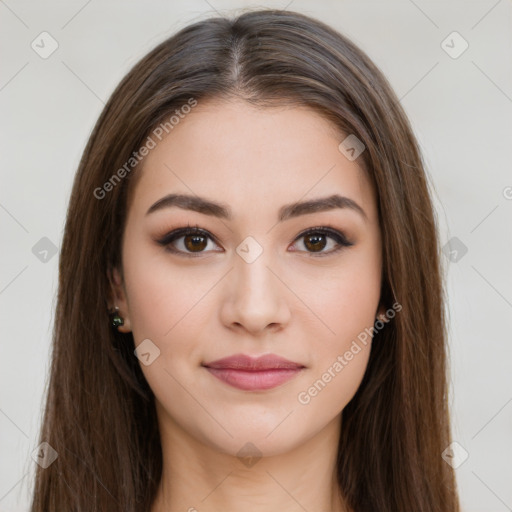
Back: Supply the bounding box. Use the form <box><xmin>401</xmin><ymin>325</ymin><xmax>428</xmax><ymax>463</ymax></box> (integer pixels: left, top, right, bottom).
<box><xmin>202</xmin><ymin>353</ymin><xmax>305</xmax><ymax>391</ymax></box>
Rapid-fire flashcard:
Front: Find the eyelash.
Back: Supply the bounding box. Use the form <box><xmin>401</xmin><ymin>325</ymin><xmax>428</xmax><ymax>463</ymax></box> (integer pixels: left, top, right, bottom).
<box><xmin>156</xmin><ymin>223</ymin><xmax>354</xmax><ymax>258</ymax></box>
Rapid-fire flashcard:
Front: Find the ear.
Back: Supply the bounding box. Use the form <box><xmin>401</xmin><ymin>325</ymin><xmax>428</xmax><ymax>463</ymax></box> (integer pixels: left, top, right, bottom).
<box><xmin>107</xmin><ymin>267</ymin><xmax>132</xmax><ymax>333</ymax></box>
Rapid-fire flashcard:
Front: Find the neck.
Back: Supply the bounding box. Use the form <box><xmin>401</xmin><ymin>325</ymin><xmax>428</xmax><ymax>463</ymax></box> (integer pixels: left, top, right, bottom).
<box><xmin>151</xmin><ymin>413</ymin><xmax>349</xmax><ymax>512</ymax></box>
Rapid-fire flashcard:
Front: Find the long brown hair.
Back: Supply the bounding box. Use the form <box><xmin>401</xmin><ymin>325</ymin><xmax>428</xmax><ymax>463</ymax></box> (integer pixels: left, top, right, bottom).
<box><xmin>30</xmin><ymin>8</ymin><xmax>460</xmax><ymax>511</ymax></box>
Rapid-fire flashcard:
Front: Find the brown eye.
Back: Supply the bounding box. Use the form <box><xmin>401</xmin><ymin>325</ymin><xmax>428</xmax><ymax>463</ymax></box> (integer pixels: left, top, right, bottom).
<box><xmin>183</xmin><ymin>233</ymin><xmax>208</xmax><ymax>252</ymax></box>
<box><xmin>157</xmin><ymin>225</ymin><xmax>353</xmax><ymax>258</ymax></box>
<box><xmin>292</xmin><ymin>227</ymin><xmax>354</xmax><ymax>257</ymax></box>
<box><xmin>303</xmin><ymin>233</ymin><xmax>328</xmax><ymax>252</ymax></box>
<box><xmin>157</xmin><ymin>227</ymin><xmax>219</xmax><ymax>256</ymax></box>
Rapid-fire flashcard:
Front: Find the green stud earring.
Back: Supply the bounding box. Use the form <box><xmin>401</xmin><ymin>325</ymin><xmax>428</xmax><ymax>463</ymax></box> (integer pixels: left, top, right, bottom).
<box><xmin>110</xmin><ymin>306</ymin><xmax>124</xmax><ymax>329</ymax></box>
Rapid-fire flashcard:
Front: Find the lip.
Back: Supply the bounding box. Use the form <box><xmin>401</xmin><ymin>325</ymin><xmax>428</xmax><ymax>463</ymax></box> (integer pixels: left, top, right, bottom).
<box><xmin>202</xmin><ymin>353</ymin><xmax>305</xmax><ymax>391</ymax></box>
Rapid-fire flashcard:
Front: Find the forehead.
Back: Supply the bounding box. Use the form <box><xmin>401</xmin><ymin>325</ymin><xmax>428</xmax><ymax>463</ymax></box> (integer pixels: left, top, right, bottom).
<box><xmin>128</xmin><ymin>98</ymin><xmax>377</xmax><ymax>223</ymax></box>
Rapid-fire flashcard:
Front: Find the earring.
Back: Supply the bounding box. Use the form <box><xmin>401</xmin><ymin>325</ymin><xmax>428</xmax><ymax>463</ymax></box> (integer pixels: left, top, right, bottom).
<box><xmin>109</xmin><ymin>306</ymin><xmax>124</xmax><ymax>329</ymax></box>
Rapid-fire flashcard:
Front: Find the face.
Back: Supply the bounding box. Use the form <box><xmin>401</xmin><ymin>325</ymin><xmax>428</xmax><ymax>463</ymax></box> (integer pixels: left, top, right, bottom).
<box><xmin>111</xmin><ymin>98</ymin><xmax>385</xmax><ymax>457</ymax></box>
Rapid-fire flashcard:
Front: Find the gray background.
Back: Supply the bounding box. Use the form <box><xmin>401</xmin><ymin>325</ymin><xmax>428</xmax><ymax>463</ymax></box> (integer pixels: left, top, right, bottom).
<box><xmin>1</xmin><ymin>1</ymin><xmax>511</xmax><ymax>510</ymax></box>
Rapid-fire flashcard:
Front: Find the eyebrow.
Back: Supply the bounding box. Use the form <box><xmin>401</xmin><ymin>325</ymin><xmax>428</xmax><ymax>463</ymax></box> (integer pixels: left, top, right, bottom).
<box><xmin>146</xmin><ymin>193</ymin><xmax>368</xmax><ymax>222</ymax></box>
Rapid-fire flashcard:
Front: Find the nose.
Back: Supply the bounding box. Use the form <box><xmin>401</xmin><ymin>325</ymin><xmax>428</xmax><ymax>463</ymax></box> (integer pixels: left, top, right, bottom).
<box><xmin>219</xmin><ymin>249</ymin><xmax>291</xmax><ymax>335</ymax></box>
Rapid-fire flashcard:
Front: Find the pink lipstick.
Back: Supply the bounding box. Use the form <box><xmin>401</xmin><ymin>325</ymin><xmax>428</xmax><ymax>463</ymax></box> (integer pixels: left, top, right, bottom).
<box><xmin>202</xmin><ymin>353</ymin><xmax>304</xmax><ymax>391</ymax></box>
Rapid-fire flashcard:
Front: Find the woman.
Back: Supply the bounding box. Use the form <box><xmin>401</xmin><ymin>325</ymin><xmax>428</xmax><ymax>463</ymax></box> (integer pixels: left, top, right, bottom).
<box><xmin>30</xmin><ymin>8</ymin><xmax>460</xmax><ymax>512</ymax></box>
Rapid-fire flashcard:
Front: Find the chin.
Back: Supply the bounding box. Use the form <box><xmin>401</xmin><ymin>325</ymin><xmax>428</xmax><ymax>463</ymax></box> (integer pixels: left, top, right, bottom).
<box><xmin>207</xmin><ymin>431</ymin><xmax>305</xmax><ymax>460</ymax></box>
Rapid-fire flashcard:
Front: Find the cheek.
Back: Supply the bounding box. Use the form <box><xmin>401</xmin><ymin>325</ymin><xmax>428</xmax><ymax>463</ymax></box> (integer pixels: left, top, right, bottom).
<box><xmin>296</xmin><ymin>342</ymin><xmax>371</xmax><ymax>417</ymax></box>
<box><xmin>121</xmin><ymin>243</ymin><xmax>221</xmax><ymax>397</ymax></box>
<box><xmin>292</xmin><ymin>256</ymin><xmax>381</xmax><ymax>348</ymax></box>
<box><xmin>290</xmin><ymin>258</ymin><xmax>380</xmax><ymax>409</ymax></box>
<box><xmin>122</xmin><ymin>240</ymin><xmax>211</xmax><ymax>339</ymax></box>
<box><xmin>292</xmin><ymin>265</ymin><xmax>379</xmax><ymax>412</ymax></box>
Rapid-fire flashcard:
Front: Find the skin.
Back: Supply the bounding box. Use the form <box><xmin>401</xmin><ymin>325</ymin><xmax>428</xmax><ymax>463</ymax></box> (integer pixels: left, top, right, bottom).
<box><xmin>110</xmin><ymin>98</ymin><xmax>386</xmax><ymax>512</ymax></box>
